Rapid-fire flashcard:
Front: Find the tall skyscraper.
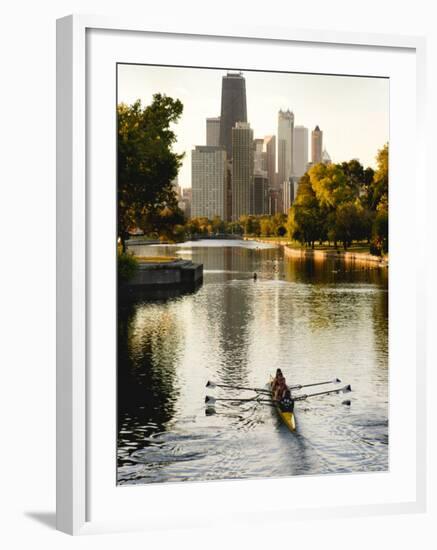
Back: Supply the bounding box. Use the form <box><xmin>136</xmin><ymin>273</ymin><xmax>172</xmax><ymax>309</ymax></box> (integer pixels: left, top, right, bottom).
<box><xmin>232</xmin><ymin>122</ymin><xmax>254</xmax><ymax>220</ymax></box>
<box><xmin>311</xmin><ymin>125</ymin><xmax>323</xmax><ymax>164</ymax></box>
<box><xmin>253</xmin><ymin>138</ymin><xmax>264</xmax><ymax>173</ymax></box>
<box><xmin>293</xmin><ymin>125</ymin><xmax>309</xmax><ymax>178</ymax></box>
<box><xmin>219</xmin><ymin>72</ymin><xmax>248</xmax><ymax>159</ymax></box>
<box><xmin>264</xmin><ymin>135</ymin><xmax>276</xmax><ymax>189</ymax></box>
<box><xmin>191</xmin><ymin>146</ymin><xmax>227</xmax><ymax>219</ymax></box>
<box><xmin>206</xmin><ymin>117</ymin><xmax>220</xmax><ymax>146</ymax></box>
<box><xmin>278</xmin><ymin>109</ymin><xmax>294</xmax><ymax>186</ymax></box>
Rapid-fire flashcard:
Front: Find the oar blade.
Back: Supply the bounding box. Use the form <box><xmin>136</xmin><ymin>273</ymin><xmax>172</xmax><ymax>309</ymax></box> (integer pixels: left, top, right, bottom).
<box><xmin>206</xmin><ymin>380</ymin><xmax>216</xmax><ymax>388</ymax></box>
<box><xmin>342</xmin><ymin>384</ymin><xmax>352</xmax><ymax>393</ymax></box>
<box><xmin>333</xmin><ymin>378</ymin><xmax>342</xmax><ymax>384</ymax></box>
<box><xmin>205</xmin><ymin>395</ymin><xmax>216</xmax><ymax>404</ymax></box>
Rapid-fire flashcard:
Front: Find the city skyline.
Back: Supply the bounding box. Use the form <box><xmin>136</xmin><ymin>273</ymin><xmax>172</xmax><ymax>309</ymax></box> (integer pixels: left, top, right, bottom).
<box><xmin>118</xmin><ymin>64</ymin><xmax>389</xmax><ymax>188</ymax></box>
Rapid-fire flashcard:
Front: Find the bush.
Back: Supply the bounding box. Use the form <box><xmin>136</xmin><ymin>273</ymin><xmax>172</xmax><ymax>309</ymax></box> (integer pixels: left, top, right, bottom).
<box><xmin>118</xmin><ymin>253</ymin><xmax>139</xmax><ymax>283</ymax></box>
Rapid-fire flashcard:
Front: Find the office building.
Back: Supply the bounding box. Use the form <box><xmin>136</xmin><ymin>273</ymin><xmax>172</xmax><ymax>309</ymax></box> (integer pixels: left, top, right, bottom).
<box><xmin>206</xmin><ymin>117</ymin><xmax>220</xmax><ymax>147</ymax></box>
<box><xmin>232</xmin><ymin>122</ymin><xmax>254</xmax><ymax>220</ymax></box>
<box><xmin>283</xmin><ymin>176</ymin><xmax>298</xmax><ymax>213</ymax></box>
<box><xmin>191</xmin><ymin>146</ymin><xmax>227</xmax><ymax>219</ymax></box>
<box><xmin>311</xmin><ymin>125</ymin><xmax>323</xmax><ymax>164</ymax></box>
<box><xmin>278</xmin><ymin>110</ymin><xmax>294</xmax><ymax>186</ymax></box>
<box><xmin>293</xmin><ymin>125</ymin><xmax>309</xmax><ymax>178</ymax></box>
<box><xmin>219</xmin><ymin>72</ymin><xmax>248</xmax><ymax>159</ymax></box>
<box><xmin>253</xmin><ymin>174</ymin><xmax>269</xmax><ymax>215</ymax></box>
<box><xmin>178</xmin><ymin>188</ymin><xmax>192</xmax><ymax>219</ymax></box>
<box><xmin>264</xmin><ymin>135</ymin><xmax>276</xmax><ymax>188</ymax></box>
<box><xmin>268</xmin><ymin>187</ymin><xmax>280</xmax><ymax>215</ymax></box>
<box><xmin>253</xmin><ymin>138</ymin><xmax>265</xmax><ymax>173</ymax></box>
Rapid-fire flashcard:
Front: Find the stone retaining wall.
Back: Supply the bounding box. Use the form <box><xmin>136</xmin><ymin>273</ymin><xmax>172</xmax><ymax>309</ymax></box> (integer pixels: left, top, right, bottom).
<box><xmin>283</xmin><ymin>246</ymin><xmax>388</xmax><ymax>267</ymax></box>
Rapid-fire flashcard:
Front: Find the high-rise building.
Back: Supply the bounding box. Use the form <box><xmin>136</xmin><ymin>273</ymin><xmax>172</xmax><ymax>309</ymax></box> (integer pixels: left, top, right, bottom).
<box><xmin>206</xmin><ymin>117</ymin><xmax>221</xmax><ymax>146</ymax></box>
<box><xmin>253</xmin><ymin>138</ymin><xmax>268</xmax><ymax>215</ymax></box>
<box><xmin>277</xmin><ymin>110</ymin><xmax>294</xmax><ymax>214</ymax></box>
<box><xmin>311</xmin><ymin>125</ymin><xmax>323</xmax><ymax>164</ymax></box>
<box><xmin>191</xmin><ymin>146</ymin><xmax>227</xmax><ymax>219</ymax></box>
<box><xmin>219</xmin><ymin>72</ymin><xmax>248</xmax><ymax>159</ymax></box>
<box><xmin>278</xmin><ymin>110</ymin><xmax>294</xmax><ymax>186</ymax></box>
<box><xmin>268</xmin><ymin>187</ymin><xmax>280</xmax><ymax>215</ymax></box>
<box><xmin>253</xmin><ymin>138</ymin><xmax>264</xmax><ymax>173</ymax></box>
<box><xmin>178</xmin><ymin>188</ymin><xmax>192</xmax><ymax>219</ymax></box>
<box><xmin>283</xmin><ymin>176</ymin><xmax>298</xmax><ymax>213</ymax></box>
<box><xmin>232</xmin><ymin>122</ymin><xmax>254</xmax><ymax>220</ymax></box>
<box><xmin>293</xmin><ymin>125</ymin><xmax>309</xmax><ymax>178</ymax></box>
<box><xmin>253</xmin><ymin>174</ymin><xmax>269</xmax><ymax>215</ymax></box>
<box><xmin>264</xmin><ymin>135</ymin><xmax>276</xmax><ymax>189</ymax></box>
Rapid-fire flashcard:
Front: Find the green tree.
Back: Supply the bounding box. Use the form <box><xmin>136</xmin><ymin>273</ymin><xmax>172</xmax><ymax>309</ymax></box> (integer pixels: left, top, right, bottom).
<box><xmin>334</xmin><ymin>201</ymin><xmax>369</xmax><ymax>249</ymax></box>
<box><xmin>373</xmin><ymin>209</ymin><xmax>388</xmax><ymax>255</ymax></box>
<box><xmin>370</xmin><ymin>144</ymin><xmax>389</xmax><ymax>254</ymax></box>
<box><xmin>148</xmin><ymin>206</ymin><xmax>185</xmax><ymax>241</ymax></box>
<box><xmin>211</xmin><ymin>216</ymin><xmax>225</xmax><ymax>234</ymax></box>
<box><xmin>117</xmin><ymin>95</ymin><xmax>184</xmax><ymax>250</ymax></box>
<box><xmin>308</xmin><ymin>163</ymin><xmax>354</xmax><ymax>209</ymax></box>
<box><xmin>341</xmin><ymin>159</ymin><xmax>374</xmax><ymax>200</ymax></box>
<box><xmin>260</xmin><ymin>218</ymin><xmax>273</xmax><ymax>237</ymax></box>
<box><xmin>287</xmin><ymin>173</ymin><xmax>324</xmax><ymax>247</ymax></box>
<box><xmin>370</xmin><ymin>144</ymin><xmax>389</xmax><ymax>210</ymax></box>
<box><xmin>239</xmin><ymin>215</ymin><xmax>254</xmax><ymax>235</ymax></box>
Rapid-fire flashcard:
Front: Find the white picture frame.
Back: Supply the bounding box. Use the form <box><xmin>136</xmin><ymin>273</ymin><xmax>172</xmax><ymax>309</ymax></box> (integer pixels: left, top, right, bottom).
<box><xmin>56</xmin><ymin>14</ymin><xmax>427</xmax><ymax>535</ymax></box>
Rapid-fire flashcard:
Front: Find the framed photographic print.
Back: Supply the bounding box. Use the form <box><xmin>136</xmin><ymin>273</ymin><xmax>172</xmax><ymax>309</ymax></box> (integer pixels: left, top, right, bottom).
<box><xmin>56</xmin><ymin>15</ymin><xmax>427</xmax><ymax>535</ymax></box>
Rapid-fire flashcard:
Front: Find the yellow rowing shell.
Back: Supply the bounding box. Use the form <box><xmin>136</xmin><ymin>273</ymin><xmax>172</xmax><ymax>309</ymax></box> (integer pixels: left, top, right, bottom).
<box><xmin>269</xmin><ymin>376</ymin><xmax>296</xmax><ymax>432</ymax></box>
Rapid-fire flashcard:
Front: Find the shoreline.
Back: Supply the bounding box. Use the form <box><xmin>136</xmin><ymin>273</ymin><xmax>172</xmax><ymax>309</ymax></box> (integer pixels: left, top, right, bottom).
<box><xmin>244</xmin><ymin>237</ymin><xmax>388</xmax><ymax>268</ymax></box>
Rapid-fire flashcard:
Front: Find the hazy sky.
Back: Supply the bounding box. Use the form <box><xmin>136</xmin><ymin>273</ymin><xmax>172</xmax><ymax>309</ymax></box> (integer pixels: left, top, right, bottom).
<box><xmin>118</xmin><ymin>64</ymin><xmax>389</xmax><ymax>188</ymax></box>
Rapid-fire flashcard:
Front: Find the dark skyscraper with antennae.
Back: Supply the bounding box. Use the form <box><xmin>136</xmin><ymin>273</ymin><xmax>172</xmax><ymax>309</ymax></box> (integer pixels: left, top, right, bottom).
<box><xmin>219</xmin><ymin>72</ymin><xmax>248</xmax><ymax>159</ymax></box>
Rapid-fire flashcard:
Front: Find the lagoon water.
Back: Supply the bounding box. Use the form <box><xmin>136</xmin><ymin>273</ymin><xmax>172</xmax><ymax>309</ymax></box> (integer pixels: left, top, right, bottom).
<box><xmin>117</xmin><ymin>240</ymin><xmax>388</xmax><ymax>484</ymax></box>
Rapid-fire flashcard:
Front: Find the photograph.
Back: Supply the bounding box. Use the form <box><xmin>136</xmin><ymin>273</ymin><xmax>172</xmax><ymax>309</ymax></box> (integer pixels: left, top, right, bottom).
<box><xmin>116</xmin><ymin>64</ymin><xmax>389</xmax><ymax>486</ymax></box>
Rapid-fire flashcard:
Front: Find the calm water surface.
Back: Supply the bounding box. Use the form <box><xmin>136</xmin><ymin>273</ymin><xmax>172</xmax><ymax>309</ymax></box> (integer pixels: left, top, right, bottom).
<box><xmin>118</xmin><ymin>240</ymin><xmax>388</xmax><ymax>484</ymax></box>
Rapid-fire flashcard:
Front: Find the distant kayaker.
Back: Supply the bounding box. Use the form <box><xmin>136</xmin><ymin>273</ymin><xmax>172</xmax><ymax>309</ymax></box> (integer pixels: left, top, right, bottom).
<box><xmin>253</xmin><ymin>272</ymin><xmax>257</xmax><ymax>280</ymax></box>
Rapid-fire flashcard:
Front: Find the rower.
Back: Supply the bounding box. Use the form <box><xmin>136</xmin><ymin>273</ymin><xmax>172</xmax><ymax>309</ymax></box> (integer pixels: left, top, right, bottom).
<box><xmin>271</xmin><ymin>368</ymin><xmax>283</xmax><ymax>393</ymax></box>
<box><xmin>275</xmin><ymin>376</ymin><xmax>288</xmax><ymax>401</ymax></box>
<box><xmin>279</xmin><ymin>389</ymin><xmax>294</xmax><ymax>413</ymax></box>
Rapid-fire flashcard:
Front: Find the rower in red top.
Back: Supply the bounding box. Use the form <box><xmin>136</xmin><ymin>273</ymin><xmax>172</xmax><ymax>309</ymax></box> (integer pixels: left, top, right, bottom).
<box><xmin>271</xmin><ymin>368</ymin><xmax>283</xmax><ymax>394</ymax></box>
<box><xmin>275</xmin><ymin>376</ymin><xmax>288</xmax><ymax>401</ymax></box>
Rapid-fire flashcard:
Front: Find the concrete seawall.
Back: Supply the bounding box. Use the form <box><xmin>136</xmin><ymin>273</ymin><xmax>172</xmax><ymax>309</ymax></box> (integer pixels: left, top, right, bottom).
<box><xmin>243</xmin><ymin>237</ymin><xmax>388</xmax><ymax>268</ymax></box>
<box><xmin>283</xmin><ymin>245</ymin><xmax>388</xmax><ymax>268</ymax></box>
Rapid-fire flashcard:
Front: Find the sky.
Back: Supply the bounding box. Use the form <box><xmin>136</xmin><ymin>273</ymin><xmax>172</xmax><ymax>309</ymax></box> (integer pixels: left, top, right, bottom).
<box><xmin>117</xmin><ymin>64</ymin><xmax>389</xmax><ymax>188</ymax></box>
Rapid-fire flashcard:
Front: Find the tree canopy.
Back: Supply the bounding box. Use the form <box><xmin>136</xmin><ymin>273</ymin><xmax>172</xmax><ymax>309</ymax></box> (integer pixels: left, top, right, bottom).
<box><xmin>287</xmin><ymin>144</ymin><xmax>389</xmax><ymax>252</ymax></box>
<box><xmin>117</xmin><ymin>95</ymin><xmax>184</xmax><ymax>248</ymax></box>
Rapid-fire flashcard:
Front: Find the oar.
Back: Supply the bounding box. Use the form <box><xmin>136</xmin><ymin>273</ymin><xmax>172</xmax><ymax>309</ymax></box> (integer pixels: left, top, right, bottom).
<box><xmin>294</xmin><ymin>384</ymin><xmax>351</xmax><ymax>401</ymax></box>
<box><xmin>206</xmin><ymin>381</ymin><xmax>270</xmax><ymax>395</ymax></box>
<box><xmin>205</xmin><ymin>395</ymin><xmax>263</xmax><ymax>405</ymax></box>
<box><xmin>290</xmin><ymin>378</ymin><xmax>341</xmax><ymax>390</ymax></box>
